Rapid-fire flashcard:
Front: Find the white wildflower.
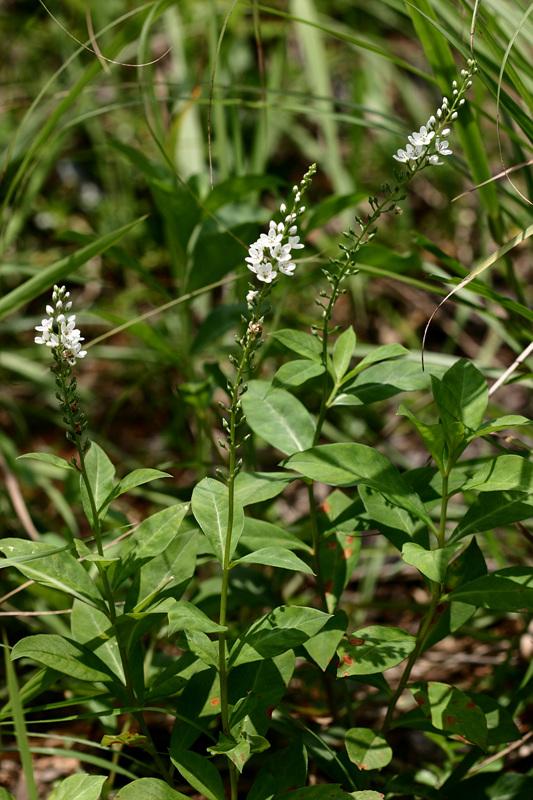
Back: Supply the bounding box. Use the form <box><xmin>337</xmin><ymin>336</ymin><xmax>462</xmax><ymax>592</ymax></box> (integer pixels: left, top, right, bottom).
<box><xmin>246</xmin><ymin>289</ymin><xmax>259</xmax><ymax>308</ymax></box>
<box><xmin>34</xmin><ymin>285</ymin><xmax>87</xmax><ymax>365</ymax></box>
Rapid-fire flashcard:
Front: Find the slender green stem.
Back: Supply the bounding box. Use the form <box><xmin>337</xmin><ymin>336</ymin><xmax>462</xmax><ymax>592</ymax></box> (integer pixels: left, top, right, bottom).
<box><xmin>382</xmin><ymin>466</ymin><xmax>451</xmax><ymax>731</ymax></box>
<box><xmin>382</xmin><ymin>586</ymin><xmax>441</xmax><ymax>732</ymax></box>
<box><xmin>217</xmin><ymin>320</ymin><xmax>259</xmax><ymax>800</ymax></box>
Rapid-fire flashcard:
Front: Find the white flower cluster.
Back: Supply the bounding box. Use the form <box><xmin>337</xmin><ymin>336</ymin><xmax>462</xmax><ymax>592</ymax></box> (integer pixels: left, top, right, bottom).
<box><xmin>393</xmin><ymin>60</ymin><xmax>476</xmax><ymax>170</ymax></box>
<box><xmin>34</xmin><ymin>285</ymin><xmax>87</xmax><ymax>365</ymax></box>
<box><xmin>245</xmin><ymin>201</ymin><xmax>305</xmax><ymax>285</ymax></box>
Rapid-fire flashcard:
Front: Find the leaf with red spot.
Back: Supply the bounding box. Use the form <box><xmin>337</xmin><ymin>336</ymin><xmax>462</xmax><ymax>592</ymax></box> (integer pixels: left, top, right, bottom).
<box><xmin>336</xmin><ymin>626</ymin><xmax>416</xmax><ymax>677</ymax></box>
<box><xmin>345</xmin><ymin>727</ymin><xmax>392</xmax><ymax>770</ymax></box>
<box><xmin>412</xmin><ymin>682</ymin><xmax>488</xmax><ymax>749</ymax></box>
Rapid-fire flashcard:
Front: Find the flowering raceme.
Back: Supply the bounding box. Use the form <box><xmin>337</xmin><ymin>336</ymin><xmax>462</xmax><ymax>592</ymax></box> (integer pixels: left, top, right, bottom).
<box><xmin>34</xmin><ymin>285</ymin><xmax>87</xmax><ymax>365</ymax></box>
<box><xmin>246</xmin><ymin>164</ymin><xmax>316</xmax><ymax>285</ymax></box>
<box><xmin>393</xmin><ymin>59</ymin><xmax>477</xmax><ymax>170</ymax></box>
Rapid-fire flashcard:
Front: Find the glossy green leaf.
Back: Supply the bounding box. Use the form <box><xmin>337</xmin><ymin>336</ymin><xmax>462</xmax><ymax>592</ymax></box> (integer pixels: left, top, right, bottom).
<box><xmin>342</xmin><ymin>343</ymin><xmax>408</xmax><ymax>383</ymax></box>
<box><xmin>167</xmin><ymin>601</ymin><xmax>226</xmax><ymax>635</ymax></box>
<box><xmin>332</xmin><ymin>327</ymin><xmax>356</xmax><ymax>383</ymax></box>
<box><xmin>318</xmin><ymin>530</ymin><xmax>361</xmax><ymax>611</ymax></box>
<box><xmin>233</xmin><ymin>472</ymin><xmax>294</xmax><ymax>506</ymax></box>
<box><xmin>432</xmin><ymin>359</ymin><xmax>488</xmax><ymax>433</ymax></box>
<box><xmin>233</xmin><ymin>546</ymin><xmax>313</xmax><ymax>573</ymax></box>
<box><xmin>49</xmin><ymin>774</ymin><xmax>107</xmax><ymax>800</ymax></box>
<box><xmin>304</xmin><ymin>610</ymin><xmax>348</xmax><ymax>671</ymax></box>
<box><xmin>114</xmin><ymin>468</ymin><xmax>171</xmax><ymax>497</ymax></box>
<box><xmin>450</xmin><ymin>567</ymin><xmax>533</xmax><ymax>612</ymax></box>
<box><xmin>472</xmin><ymin>415</ymin><xmax>531</xmax><ymax>438</ymax></box>
<box><xmin>413</xmin><ymin>681</ymin><xmax>488</xmax><ymax>748</ymax></box>
<box><xmin>242</xmin><ymin>381</ymin><xmax>315</xmax><ymax>455</ymax></box>
<box><xmin>11</xmin><ymin>635</ymin><xmax>114</xmax><ymax>683</ymax></box>
<box><xmin>359</xmin><ymin>485</ymin><xmax>416</xmax><ymax>540</ymax></box>
<box><xmin>229</xmin><ymin>606</ymin><xmax>331</xmax><ymax>667</ymax></box>
<box><xmin>184</xmin><ymin>631</ymin><xmax>219</xmax><ymax>669</ymax></box>
<box><xmin>247</xmin><ymin>738</ymin><xmax>308</xmax><ymax>800</ymax></box>
<box><xmin>17</xmin><ymin>452</ymin><xmax>75</xmax><ymax>470</ymax></box>
<box><xmin>398</xmin><ymin>404</ymin><xmax>445</xmax><ymax>472</ymax></box>
<box><xmin>115</xmin><ymin>778</ymin><xmax>188</xmax><ymax>800</ymax></box>
<box><xmin>271</xmin><ymin>328</ymin><xmax>322</xmax><ymax>361</ymax></box>
<box><xmin>461</xmin><ymin>455</ymin><xmax>533</xmax><ymax>494</ymax></box>
<box><xmin>0</xmin><ymin>539</ymin><xmax>102</xmax><ymax>607</ymax></box>
<box><xmin>80</xmin><ymin>442</ymin><xmax>115</xmax><ymax>521</ymax></box>
<box><xmin>337</xmin><ymin>626</ymin><xmax>416</xmax><ymax>677</ymax></box>
<box><xmin>130</xmin><ymin>503</ymin><xmax>189</xmax><ymax>560</ymax></box>
<box><xmin>133</xmin><ymin>529</ymin><xmax>200</xmax><ymax>610</ymax></box>
<box><xmin>238</xmin><ymin>518</ymin><xmax>310</xmax><ymax>553</ymax></box>
<box><xmin>170</xmin><ymin>749</ymin><xmax>225</xmax><ymax>800</ymax></box>
<box><xmin>451</xmin><ymin>492</ymin><xmax>533</xmax><ymax>540</ymax></box>
<box><xmin>274</xmin><ymin>359</ymin><xmax>325</xmax><ymax>388</ymax></box>
<box><xmin>191</xmin><ymin>478</ymin><xmax>244</xmax><ymax>563</ymax></box>
<box><xmin>335</xmin><ymin>359</ymin><xmax>429</xmax><ymax>405</ymax></box>
<box><xmin>402</xmin><ymin>543</ymin><xmax>457</xmax><ymax>583</ymax></box>
<box><xmin>70</xmin><ymin>600</ymin><xmax>125</xmax><ymax>683</ymax></box>
<box><xmin>286</xmin><ymin>444</ymin><xmax>431</xmax><ymax>525</ymax></box>
<box><xmin>345</xmin><ymin>727</ymin><xmax>392</xmax><ymax>770</ymax></box>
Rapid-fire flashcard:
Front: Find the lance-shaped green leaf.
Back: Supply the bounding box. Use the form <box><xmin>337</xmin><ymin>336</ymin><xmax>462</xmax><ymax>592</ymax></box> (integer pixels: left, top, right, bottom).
<box><xmin>11</xmin><ymin>635</ymin><xmax>115</xmax><ymax>683</ymax></box>
<box><xmin>128</xmin><ymin>503</ymin><xmax>189</xmax><ymax>560</ymax></box>
<box><xmin>286</xmin><ymin>444</ymin><xmax>431</xmax><ymax>526</ymax></box>
<box><xmin>432</xmin><ymin>359</ymin><xmax>488</xmax><ymax>433</ymax></box>
<box><xmin>229</xmin><ymin>606</ymin><xmax>331</xmax><ymax>667</ymax></box>
<box><xmin>318</xmin><ymin>530</ymin><xmax>361</xmax><ymax>612</ymax></box>
<box><xmin>451</xmin><ymin>491</ymin><xmax>533</xmax><ymax>540</ymax></box>
<box><xmin>233</xmin><ymin>546</ymin><xmax>313</xmax><ymax>574</ymax></box>
<box><xmin>332</xmin><ymin>326</ymin><xmax>356</xmax><ymax>383</ymax></box>
<box><xmin>335</xmin><ymin>359</ymin><xmax>428</xmax><ymax>406</ymax></box>
<box><xmin>337</xmin><ymin>626</ymin><xmax>416</xmax><ymax>677</ymax></box>
<box><xmin>234</xmin><ymin>471</ymin><xmax>294</xmax><ymax>506</ymax></box>
<box><xmin>398</xmin><ymin>404</ymin><xmax>445</xmax><ymax>472</ymax></box>
<box><xmin>167</xmin><ymin>601</ymin><xmax>226</xmax><ymax>635</ymax></box>
<box><xmin>412</xmin><ymin>681</ymin><xmax>488</xmax><ymax>748</ymax></box>
<box><xmin>460</xmin><ymin>455</ymin><xmax>533</xmax><ymax>494</ymax></box>
<box><xmin>304</xmin><ymin>610</ymin><xmax>348</xmax><ymax>671</ymax></box>
<box><xmin>191</xmin><ymin>478</ymin><xmax>244</xmax><ymax>564</ymax></box>
<box><xmin>71</xmin><ymin>600</ymin><xmax>125</xmax><ymax>683</ymax></box>
<box><xmin>342</xmin><ymin>342</ymin><xmax>408</xmax><ymax>383</ymax></box>
<box><xmin>238</xmin><ymin>518</ymin><xmax>310</xmax><ymax>553</ymax></box>
<box><xmin>115</xmin><ymin>778</ymin><xmax>189</xmax><ymax>800</ymax></box>
<box><xmin>449</xmin><ymin>567</ymin><xmax>533</xmax><ymax>612</ymax></box>
<box><xmin>271</xmin><ymin>329</ymin><xmax>322</xmax><ymax>361</ymax></box>
<box><xmin>470</xmin><ymin>415</ymin><xmax>531</xmax><ymax>439</ymax></box>
<box><xmin>49</xmin><ymin>775</ymin><xmax>107</xmax><ymax>800</ymax></box>
<box><xmin>274</xmin><ymin>359</ymin><xmax>325</xmax><ymax>388</ymax></box>
<box><xmin>247</xmin><ymin>738</ymin><xmax>307</xmax><ymax>800</ymax></box>
<box><xmin>242</xmin><ymin>381</ymin><xmax>315</xmax><ymax>455</ymax></box>
<box><xmin>350</xmin><ymin>793</ymin><xmax>386</xmax><ymax>800</ymax></box>
<box><xmin>17</xmin><ymin>452</ymin><xmax>75</xmax><ymax>471</ymax></box>
<box><xmin>0</xmin><ymin>539</ymin><xmax>103</xmax><ymax>607</ymax></box>
<box><xmin>80</xmin><ymin>442</ymin><xmax>115</xmax><ymax>523</ymax></box>
<box><xmin>170</xmin><ymin>748</ymin><xmax>225</xmax><ymax>800</ymax></box>
<box><xmin>402</xmin><ymin>543</ymin><xmax>457</xmax><ymax>583</ymax></box>
<box><xmin>345</xmin><ymin>727</ymin><xmax>392</xmax><ymax>770</ymax></box>
<box><xmin>112</xmin><ymin>468</ymin><xmax>171</xmax><ymax>499</ymax></box>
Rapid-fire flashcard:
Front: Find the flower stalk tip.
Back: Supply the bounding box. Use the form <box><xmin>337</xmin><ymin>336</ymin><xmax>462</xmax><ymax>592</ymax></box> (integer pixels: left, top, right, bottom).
<box><xmin>34</xmin><ymin>284</ymin><xmax>86</xmax><ymax>365</ymax></box>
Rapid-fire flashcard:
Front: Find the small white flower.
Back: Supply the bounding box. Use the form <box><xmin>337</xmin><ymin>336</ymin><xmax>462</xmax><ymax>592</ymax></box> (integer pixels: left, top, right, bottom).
<box><xmin>408</xmin><ymin>125</ymin><xmax>435</xmax><ymax>147</ymax></box>
<box><xmin>393</xmin><ymin>148</ymin><xmax>410</xmax><ymax>163</ymax></box>
<box><xmin>255</xmin><ymin>262</ymin><xmax>277</xmax><ymax>283</ymax></box>
<box><xmin>435</xmin><ymin>139</ymin><xmax>452</xmax><ymax>156</ymax></box>
<box><xmin>278</xmin><ymin>261</ymin><xmax>296</xmax><ymax>276</ymax></box>
<box><xmin>246</xmin><ymin>289</ymin><xmax>259</xmax><ymax>307</ymax></box>
<box><xmin>34</xmin><ymin>285</ymin><xmax>86</xmax><ymax>364</ymax></box>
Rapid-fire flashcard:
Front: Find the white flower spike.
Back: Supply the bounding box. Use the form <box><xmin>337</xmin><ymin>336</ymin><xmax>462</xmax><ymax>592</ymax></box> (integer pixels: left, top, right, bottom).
<box><xmin>35</xmin><ymin>285</ymin><xmax>87</xmax><ymax>365</ymax></box>
<box><xmin>246</xmin><ymin>164</ymin><xmax>316</xmax><ymax>287</ymax></box>
<box><xmin>392</xmin><ymin>60</ymin><xmax>476</xmax><ymax>171</ymax></box>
